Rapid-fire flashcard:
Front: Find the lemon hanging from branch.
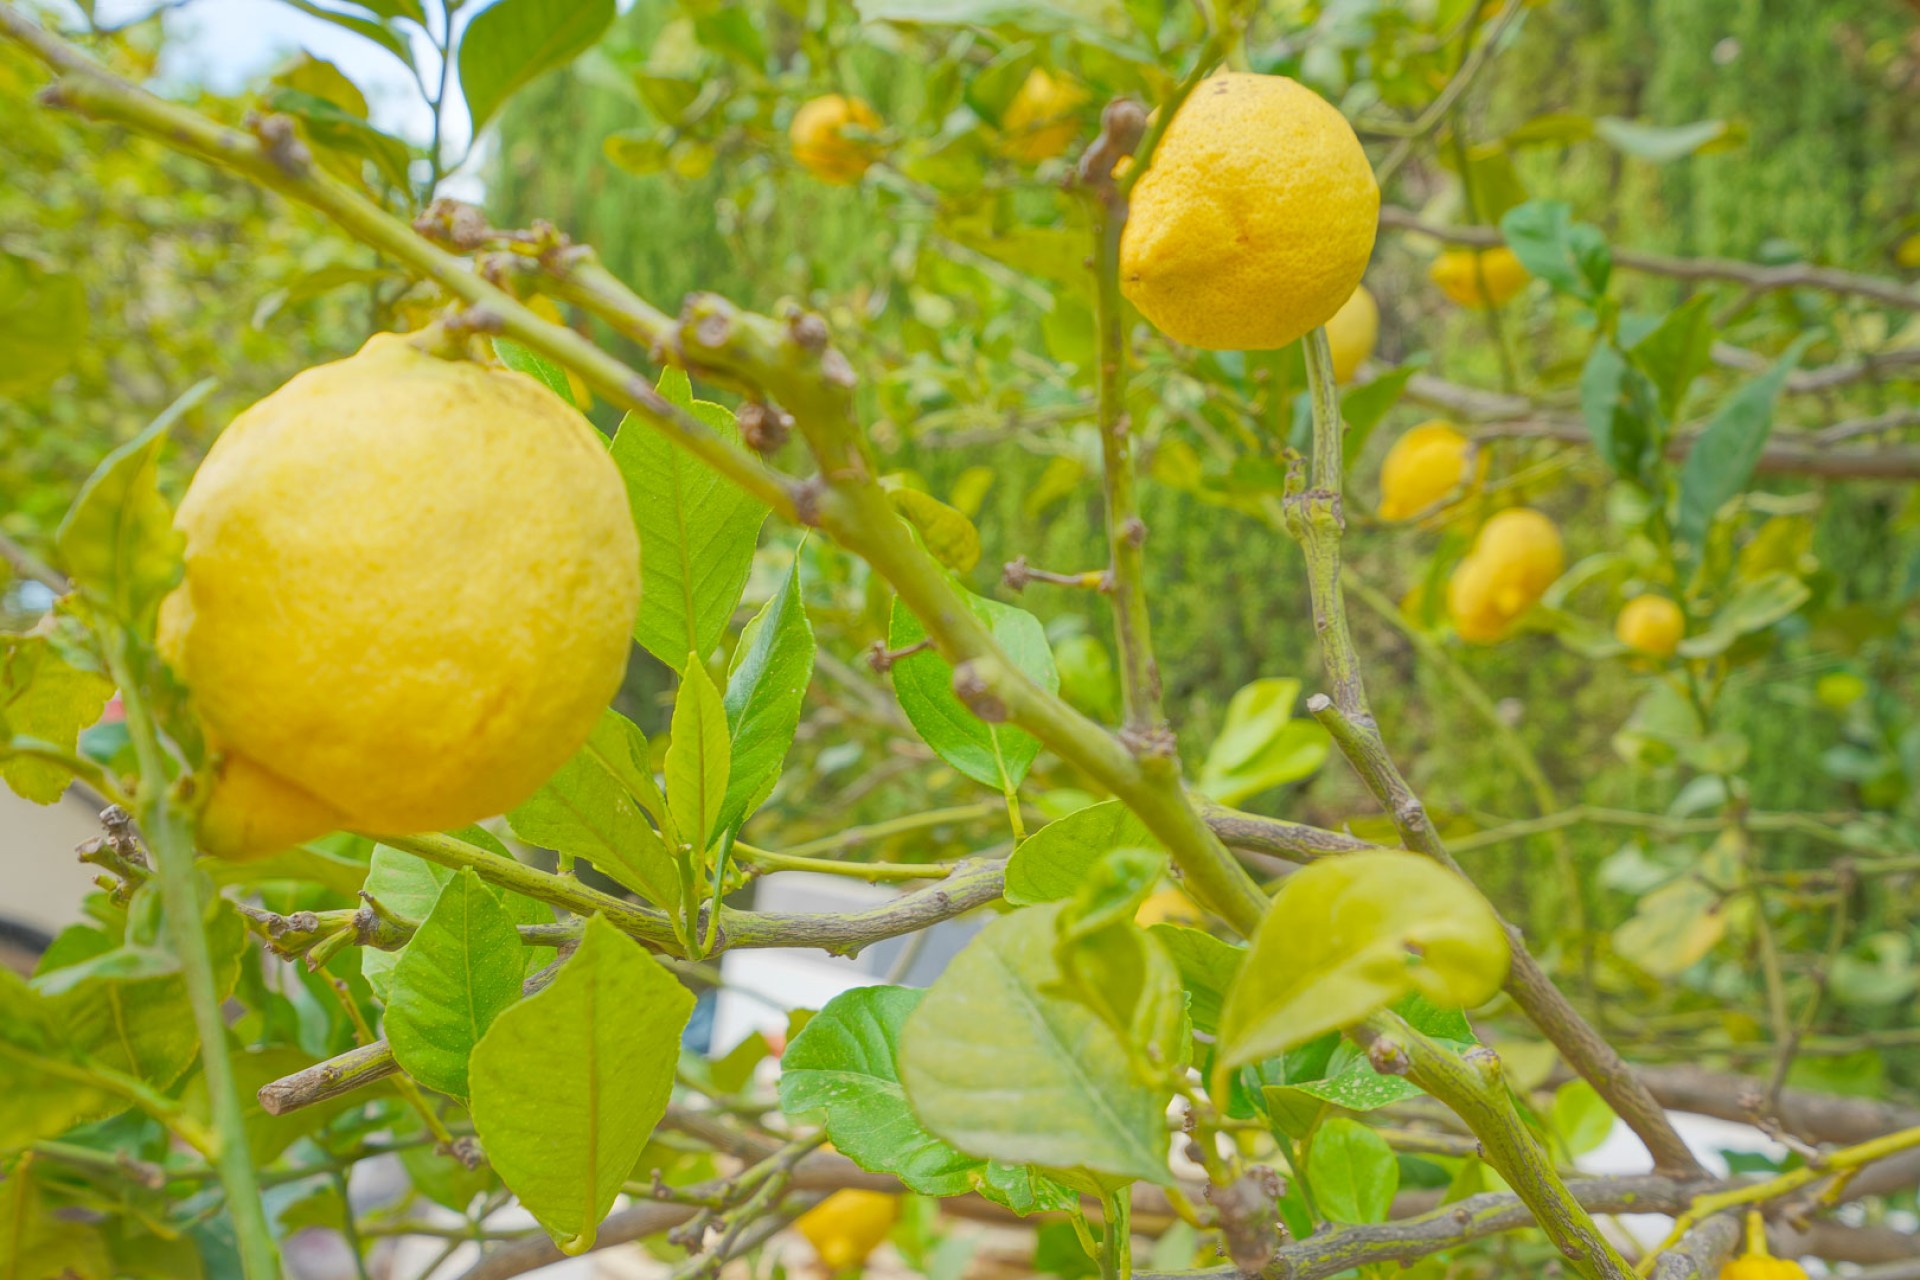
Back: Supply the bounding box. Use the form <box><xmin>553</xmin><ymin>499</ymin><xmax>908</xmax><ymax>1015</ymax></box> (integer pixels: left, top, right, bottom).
<box><xmin>1120</xmin><ymin>73</ymin><xmax>1378</xmax><ymax>351</ymax></box>
<box><xmin>158</xmin><ymin>333</ymin><xmax>640</xmax><ymax>858</ymax></box>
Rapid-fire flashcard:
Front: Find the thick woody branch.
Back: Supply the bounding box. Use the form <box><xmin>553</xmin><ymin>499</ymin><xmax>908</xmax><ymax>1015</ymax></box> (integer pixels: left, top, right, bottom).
<box><xmin>1380</xmin><ymin>205</ymin><xmax>1920</xmax><ymax>310</ymax></box>
<box><xmin>1647</xmin><ymin>1215</ymin><xmax>1741</xmax><ymax>1280</ymax></box>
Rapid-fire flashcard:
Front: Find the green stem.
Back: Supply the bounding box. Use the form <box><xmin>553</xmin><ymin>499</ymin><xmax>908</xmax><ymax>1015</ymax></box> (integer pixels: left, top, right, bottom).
<box><xmin>765</xmin><ymin>802</ymin><xmax>1001</xmax><ymax>859</ymax></box>
<box><xmin>1097</xmin><ymin>1189</ymin><xmax>1132</xmax><ymax>1280</ymax></box>
<box><xmin>1359</xmin><ymin>1013</ymin><xmax>1633</xmax><ymax>1280</ymax></box>
<box><xmin>732</xmin><ymin>845</ymin><xmax>957</xmax><ymax>881</ymax></box>
<box><xmin>106</xmin><ymin>633</ymin><xmax>279</xmax><ymax>1280</ymax></box>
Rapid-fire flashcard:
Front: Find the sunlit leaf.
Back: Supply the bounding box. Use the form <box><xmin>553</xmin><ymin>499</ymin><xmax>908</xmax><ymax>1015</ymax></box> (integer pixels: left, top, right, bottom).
<box><xmin>459</xmin><ymin>0</ymin><xmax>616</xmax><ymax>135</ymax></box>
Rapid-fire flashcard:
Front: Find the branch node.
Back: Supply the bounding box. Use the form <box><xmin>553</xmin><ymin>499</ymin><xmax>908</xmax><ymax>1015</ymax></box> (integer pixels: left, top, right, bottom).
<box><xmin>413</xmin><ymin>197</ymin><xmax>492</xmax><ymax>251</ymax></box>
<box><xmin>866</xmin><ymin>637</ymin><xmax>932</xmax><ymax>674</ymax></box>
<box><xmin>735</xmin><ymin>401</ymin><xmax>792</xmax><ymax>453</ymax></box>
<box><xmin>246</xmin><ymin>111</ymin><xmax>310</xmax><ymax>176</ymax></box>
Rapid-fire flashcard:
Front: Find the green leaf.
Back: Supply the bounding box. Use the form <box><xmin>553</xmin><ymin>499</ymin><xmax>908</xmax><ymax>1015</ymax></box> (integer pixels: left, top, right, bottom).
<box><xmin>1676</xmin><ymin>573</ymin><xmax>1810</xmax><ymax>659</ymax></box>
<box><xmin>1005</xmin><ymin>799</ymin><xmax>1157</xmax><ymax>906</ymax></box>
<box><xmin>1594</xmin><ymin>116</ymin><xmax>1745</xmax><ymax>164</ymax></box>
<box><xmin>603</xmin><ymin>130</ymin><xmax>671</xmax><ymax>176</ymax></box>
<box><xmin>889</xmin><ymin>488</ymin><xmax>982</xmax><ymax>574</ymax></box>
<box><xmin>1340</xmin><ymin>362</ymin><xmax>1420</xmax><ymax>469</ymax></box>
<box><xmin>1</xmin><ymin>637</ymin><xmax>113</xmax><ymax>805</ymax></box>
<box><xmin>56</xmin><ymin>384</ymin><xmax>210</xmax><ymax>630</ymax></box>
<box><xmin>495</xmin><ymin>338</ymin><xmax>577</xmax><ymax>407</ymax></box>
<box><xmin>364</xmin><ymin>828</ymin><xmax>549</xmax><ymax>997</ymax></box>
<box><xmin>1578</xmin><ymin>341</ymin><xmax>1662</xmax><ymax>484</ymax></box>
<box><xmin>1216</xmin><ymin>852</ymin><xmax>1510</xmax><ymax>1070</ymax></box>
<box><xmin>469</xmin><ymin>915</ymin><xmax>693</xmax><ymax>1253</ymax></box>
<box><xmin>899</xmin><ymin>902</ymin><xmax>1175</xmax><ymax>1186</ymax></box>
<box><xmin>778</xmin><ymin>986</ymin><xmax>1070</xmax><ymax>1212</ymax></box>
<box><xmin>1676</xmin><ymin>337</ymin><xmax>1812</xmax><ymax>550</ymax></box>
<box><xmin>1307</xmin><ymin>1117</ymin><xmax>1398</xmax><ymax>1224</ymax></box>
<box><xmin>264</xmin><ymin>82</ymin><xmax>414</xmax><ymax>191</ymax></box>
<box><xmin>508</xmin><ymin>711</ymin><xmax>680</xmax><ymax>910</ymax></box>
<box><xmin>888</xmin><ymin>592</ymin><xmax>1057</xmax><ymax>792</ymax></box>
<box><xmin>459</xmin><ymin>0</ymin><xmax>616</xmax><ymax>135</ymax></box>
<box><xmin>0</xmin><ymin>969</ymin><xmax>114</xmax><ymax>1150</ymax></box>
<box><xmin>1197</xmin><ymin>679</ymin><xmax>1331</xmax><ymax>805</ymax></box>
<box><xmin>611</xmin><ymin>369</ymin><xmax>769</xmax><ymax>672</ymax></box>
<box><xmin>0</xmin><ymin>1158</ymin><xmax>113</xmax><ymax>1280</ymax></box>
<box><xmin>666</xmin><ymin>657</ymin><xmax>730</xmax><ymax>855</ymax></box>
<box><xmin>1505</xmin><ymin>111</ymin><xmax>1596</xmax><ymax>148</ymax></box>
<box><xmin>1499</xmin><ymin>201</ymin><xmax>1610</xmax><ymax>302</ymax></box>
<box><xmin>1550</xmin><ymin>1080</ymin><xmax>1616</xmax><ymax>1157</ymax></box>
<box><xmin>1147</xmin><ymin>925</ymin><xmax>1243</xmax><ymax>1036</ymax></box>
<box><xmin>719</xmin><ymin>557</ymin><xmax>814</xmax><ymax>835</ymax></box>
<box><xmin>276</xmin><ymin>0</ymin><xmax>416</xmax><ymax>71</ymax></box>
<box><xmin>1627</xmin><ymin>296</ymin><xmax>1716</xmax><ymax>421</ymax></box>
<box><xmin>386</xmin><ymin>869</ymin><xmax>526</xmax><ymax>1098</ymax></box>
<box><xmin>0</xmin><ymin>253</ymin><xmax>88</xmax><ymax>397</ymax></box>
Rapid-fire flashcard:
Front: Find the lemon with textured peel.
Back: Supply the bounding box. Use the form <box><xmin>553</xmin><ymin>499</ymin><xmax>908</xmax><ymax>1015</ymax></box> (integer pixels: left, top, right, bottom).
<box><xmin>1324</xmin><ymin>284</ymin><xmax>1379</xmax><ymax>382</ymax></box>
<box><xmin>1616</xmin><ymin>594</ymin><xmax>1684</xmax><ymax>657</ymax></box>
<box><xmin>1000</xmin><ymin>67</ymin><xmax>1088</xmax><ymax>163</ymax></box>
<box><xmin>796</xmin><ymin>1190</ymin><xmax>899</xmax><ymax>1272</ymax></box>
<box><xmin>1429</xmin><ymin>245</ymin><xmax>1529</xmax><ymax>308</ymax></box>
<box><xmin>790</xmin><ymin>94</ymin><xmax>882</xmax><ymax>185</ymax></box>
<box><xmin>1378</xmin><ymin>421</ymin><xmax>1479</xmax><ymax>521</ymax></box>
<box><xmin>159</xmin><ymin>332</ymin><xmax>639</xmax><ymax>858</ymax></box>
<box><xmin>1446</xmin><ymin>508</ymin><xmax>1564</xmax><ymax>644</ymax></box>
<box><xmin>1120</xmin><ymin>73</ymin><xmax>1378</xmax><ymax>351</ymax></box>
<box><xmin>1135</xmin><ymin>887</ymin><xmax>1205</xmax><ymax>928</ymax></box>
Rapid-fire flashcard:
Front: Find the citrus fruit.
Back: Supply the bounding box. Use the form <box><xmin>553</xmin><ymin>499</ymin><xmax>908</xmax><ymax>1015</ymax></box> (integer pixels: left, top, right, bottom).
<box><xmin>1325</xmin><ymin>283</ymin><xmax>1379</xmax><ymax>382</ymax></box>
<box><xmin>1120</xmin><ymin>73</ymin><xmax>1378</xmax><ymax>351</ymax></box>
<box><xmin>1446</xmin><ymin>508</ymin><xmax>1564</xmax><ymax>644</ymax></box>
<box><xmin>1000</xmin><ymin>67</ymin><xmax>1088</xmax><ymax>163</ymax></box>
<box><xmin>159</xmin><ymin>333</ymin><xmax>639</xmax><ymax>858</ymax></box>
<box><xmin>790</xmin><ymin>94</ymin><xmax>883</xmax><ymax>185</ymax></box>
<box><xmin>1429</xmin><ymin>245</ymin><xmax>1529</xmax><ymax>308</ymax></box>
<box><xmin>1134</xmin><ymin>887</ymin><xmax>1205</xmax><ymax>928</ymax></box>
<box><xmin>795</xmin><ymin>1190</ymin><xmax>899</xmax><ymax>1272</ymax></box>
<box><xmin>1378</xmin><ymin>421</ymin><xmax>1478</xmax><ymax>521</ymax></box>
<box><xmin>1615</xmin><ymin>594</ymin><xmax>1684</xmax><ymax>657</ymax></box>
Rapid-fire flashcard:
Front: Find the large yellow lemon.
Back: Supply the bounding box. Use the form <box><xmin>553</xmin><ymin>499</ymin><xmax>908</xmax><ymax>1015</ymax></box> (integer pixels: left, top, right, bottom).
<box><xmin>1446</xmin><ymin>508</ymin><xmax>1564</xmax><ymax>644</ymax></box>
<box><xmin>790</xmin><ymin>94</ymin><xmax>883</xmax><ymax>185</ymax></box>
<box><xmin>1615</xmin><ymin>594</ymin><xmax>1684</xmax><ymax>657</ymax></box>
<box><xmin>1120</xmin><ymin>73</ymin><xmax>1378</xmax><ymax>351</ymax></box>
<box><xmin>1428</xmin><ymin>245</ymin><xmax>1529</xmax><ymax>308</ymax></box>
<box><xmin>159</xmin><ymin>333</ymin><xmax>639</xmax><ymax>857</ymax></box>
<box><xmin>1378</xmin><ymin>421</ymin><xmax>1478</xmax><ymax>521</ymax></box>
<box><xmin>795</xmin><ymin>1190</ymin><xmax>899</xmax><ymax>1272</ymax></box>
<box><xmin>1325</xmin><ymin>284</ymin><xmax>1379</xmax><ymax>382</ymax></box>
<box><xmin>1000</xmin><ymin>67</ymin><xmax>1089</xmax><ymax>163</ymax></box>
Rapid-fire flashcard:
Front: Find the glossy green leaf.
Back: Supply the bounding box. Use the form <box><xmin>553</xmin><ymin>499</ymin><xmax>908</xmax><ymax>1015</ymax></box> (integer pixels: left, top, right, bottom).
<box><xmin>1676</xmin><ymin>337</ymin><xmax>1811</xmax><ymax>550</ymax></box>
<box><xmin>365</xmin><ymin>828</ymin><xmax>549</xmax><ymax>998</ymax></box>
<box><xmin>1</xmin><ymin>637</ymin><xmax>113</xmax><ymax>805</ymax></box>
<box><xmin>1551</xmin><ymin>1079</ymin><xmax>1617</xmax><ymax>1157</ymax></box>
<box><xmin>779</xmin><ymin>985</ymin><xmax>1071</xmax><ymax>1212</ymax></box>
<box><xmin>459</xmin><ymin>0</ymin><xmax>616</xmax><ymax>135</ymax></box>
<box><xmin>1196</xmin><ymin>678</ymin><xmax>1331</xmax><ymax>805</ymax></box>
<box><xmin>278</xmin><ymin>0</ymin><xmax>416</xmax><ymax>69</ymax></box>
<box><xmin>1148</xmin><ymin>924</ymin><xmax>1243</xmax><ymax>1036</ymax></box>
<box><xmin>1307</xmin><ymin>1117</ymin><xmax>1398</xmax><ymax>1224</ymax></box>
<box><xmin>469</xmin><ymin>915</ymin><xmax>692</xmax><ymax>1253</ymax></box>
<box><xmin>889</xmin><ymin>487</ymin><xmax>982</xmax><ymax>574</ymax></box>
<box><xmin>1578</xmin><ymin>341</ymin><xmax>1663</xmax><ymax>484</ymax></box>
<box><xmin>611</xmin><ymin>368</ymin><xmax>769</xmax><ymax>671</ymax></box>
<box><xmin>508</xmin><ymin>710</ymin><xmax>680</xmax><ymax>910</ymax></box>
<box><xmin>666</xmin><ymin>656</ymin><xmax>730</xmax><ymax>855</ymax></box>
<box><xmin>899</xmin><ymin>902</ymin><xmax>1175</xmax><ymax>1185</ymax></box>
<box><xmin>1216</xmin><ymin>852</ymin><xmax>1510</xmax><ymax>1070</ymax></box>
<box><xmin>1499</xmin><ymin>200</ymin><xmax>1610</xmax><ymax>302</ymax></box>
<box><xmin>719</xmin><ymin>557</ymin><xmax>814</xmax><ymax>835</ymax></box>
<box><xmin>495</xmin><ymin>338</ymin><xmax>577</xmax><ymax>407</ymax></box>
<box><xmin>1627</xmin><ymin>295</ymin><xmax>1716</xmax><ymax>421</ymax></box>
<box><xmin>1005</xmin><ymin>799</ymin><xmax>1157</xmax><ymax>906</ymax></box>
<box><xmin>386</xmin><ymin>869</ymin><xmax>525</xmax><ymax>1098</ymax></box>
<box><xmin>56</xmin><ymin>386</ymin><xmax>206</xmax><ymax>630</ymax></box>
<box><xmin>888</xmin><ymin>591</ymin><xmax>1057</xmax><ymax>791</ymax></box>
<box><xmin>0</xmin><ymin>252</ymin><xmax>88</xmax><ymax>397</ymax></box>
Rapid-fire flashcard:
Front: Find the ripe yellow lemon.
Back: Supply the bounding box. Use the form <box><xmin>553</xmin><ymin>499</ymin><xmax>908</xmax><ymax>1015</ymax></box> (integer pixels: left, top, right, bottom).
<box><xmin>790</xmin><ymin>94</ymin><xmax>883</xmax><ymax>185</ymax></box>
<box><xmin>1429</xmin><ymin>245</ymin><xmax>1529</xmax><ymax>308</ymax></box>
<box><xmin>159</xmin><ymin>333</ymin><xmax>639</xmax><ymax>858</ymax></box>
<box><xmin>1615</xmin><ymin>594</ymin><xmax>1684</xmax><ymax>657</ymax></box>
<box><xmin>1325</xmin><ymin>284</ymin><xmax>1379</xmax><ymax>382</ymax></box>
<box><xmin>1120</xmin><ymin>73</ymin><xmax>1378</xmax><ymax>351</ymax></box>
<box><xmin>1378</xmin><ymin>421</ymin><xmax>1478</xmax><ymax>521</ymax></box>
<box><xmin>1721</xmin><ymin>1258</ymin><xmax>1806</xmax><ymax>1280</ymax></box>
<box><xmin>795</xmin><ymin>1190</ymin><xmax>899</xmax><ymax>1272</ymax></box>
<box><xmin>1446</xmin><ymin>508</ymin><xmax>1564</xmax><ymax>644</ymax></box>
<box><xmin>1000</xmin><ymin>67</ymin><xmax>1088</xmax><ymax>163</ymax></box>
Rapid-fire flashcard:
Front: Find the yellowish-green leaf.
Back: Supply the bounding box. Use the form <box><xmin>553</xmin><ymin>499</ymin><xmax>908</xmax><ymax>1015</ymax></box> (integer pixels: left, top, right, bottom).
<box><xmin>1217</xmin><ymin>852</ymin><xmax>1510</xmax><ymax>1070</ymax></box>
<box><xmin>667</xmin><ymin>657</ymin><xmax>731</xmax><ymax>856</ymax></box>
<box><xmin>1</xmin><ymin>637</ymin><xmax>112</xmax><ymax>805</ymax></box>
<box><xmin>889</xmin><ymin>487</ymin><xmax>982</xmax><ymax>574</ymax></box>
